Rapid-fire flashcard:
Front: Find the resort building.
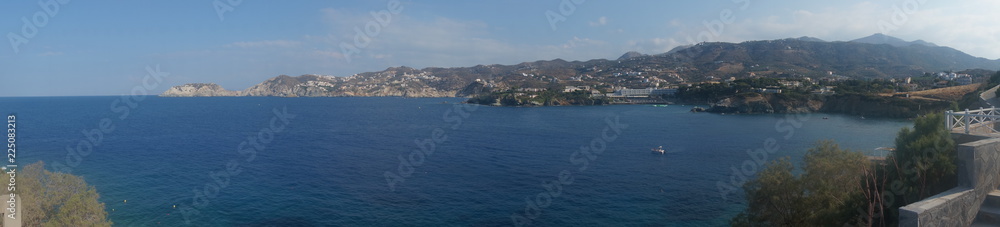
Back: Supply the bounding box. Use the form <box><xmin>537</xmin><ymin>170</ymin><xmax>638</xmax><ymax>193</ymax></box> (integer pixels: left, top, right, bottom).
<box><xmin>610</xmin><ymin>88</ymin><xmax>677</xmax><ymax>97</ymax></box>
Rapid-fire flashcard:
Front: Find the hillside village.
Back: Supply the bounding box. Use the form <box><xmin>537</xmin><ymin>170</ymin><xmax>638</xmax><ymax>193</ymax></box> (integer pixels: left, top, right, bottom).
<box><xmin>162</xmin><ymin>34</ymin><xmax>999</xmax><ymax>115</ymax></box>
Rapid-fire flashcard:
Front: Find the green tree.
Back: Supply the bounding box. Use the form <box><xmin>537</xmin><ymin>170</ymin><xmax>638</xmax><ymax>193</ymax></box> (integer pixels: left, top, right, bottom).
<box><xmin>989</xmin><ymin>71</ymin><xmax>1000</xmax><ymax>97</ymax></box>
<box><xmin>2</xmin><ymin>161</ymin><xmax>112</xmax><ymax>226</ymax></box>
<box><xmin>988</xmin><ymin>71</ymin><xmax>1000</xmax><ymax>88</ymax></box>
<box><xmin>890</xmin><ymin>113</ymin><xmax>956</xmax><ymax>199</ymax></box>
<box><xmin>801</xmin><ymin>141</ymin><xmax>868</xmax><ymax>224</ymax></box>
<box><xmin>733</xmin><ymin>141</ymin><xmax>867</xmax><ymax>226</ymax></box>
<box><xmin>871</xmin><ymin>113</ymin><xmax>957</xmax><ymax>225</ymax></box>
<box><xmin>731</xmin><ymin>157</ymin><xmax>809</xmax><ymax>226</ymax></box>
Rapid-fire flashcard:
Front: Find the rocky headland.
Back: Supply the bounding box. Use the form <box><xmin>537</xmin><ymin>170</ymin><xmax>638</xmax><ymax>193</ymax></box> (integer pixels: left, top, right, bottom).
<box><xmin>161</xmin><ymin>70</ymin><xmax>472</xmax><ymax>98</ymax></box>
<box><xmin>160</xmin><ymin>83</ymin><xmax>240</xmax><ymax>97</ymax></box>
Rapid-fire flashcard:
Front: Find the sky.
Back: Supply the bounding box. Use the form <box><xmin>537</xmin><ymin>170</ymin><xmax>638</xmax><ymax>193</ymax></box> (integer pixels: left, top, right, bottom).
<box><xmin>2</xmin><ymin>0</ymin><xmax>999</xmax><ymax>96</ymax></box>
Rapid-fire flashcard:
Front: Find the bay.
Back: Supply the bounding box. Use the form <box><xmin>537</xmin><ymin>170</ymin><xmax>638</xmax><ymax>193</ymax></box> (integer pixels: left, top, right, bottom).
<box><xmin>0</xmin><ymin>96</ymin><xmax>910</xmax><ymax>226</ymax></box>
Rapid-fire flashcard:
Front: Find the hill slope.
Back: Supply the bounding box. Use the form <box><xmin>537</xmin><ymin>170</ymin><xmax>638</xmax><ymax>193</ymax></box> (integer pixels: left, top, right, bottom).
<box><xmin>162</xmin><ymin>34</ymin><xmax>1000</xmax><ymax>97</ymax></box>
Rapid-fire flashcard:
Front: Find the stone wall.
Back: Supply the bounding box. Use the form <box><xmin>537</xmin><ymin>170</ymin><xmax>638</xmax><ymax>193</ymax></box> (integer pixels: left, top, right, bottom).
<box><xmin>899</xmin><ymin>137</ymin><xmax>1000</xmax><ymax>226</ymax></box>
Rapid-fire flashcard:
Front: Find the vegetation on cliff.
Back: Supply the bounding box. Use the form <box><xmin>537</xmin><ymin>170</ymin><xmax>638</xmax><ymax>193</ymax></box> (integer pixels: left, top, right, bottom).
<box><xmin>3</xmin><ymin>161</ymin><xmax>113</xmax><ymax>226</ymax></box>
<box><xmin>731</xmin><ymin>141</ymin><xmax>867</xmax><ymax>226</ymax></box>
<box><xmin>673</xmin><ymin>74</ymin><xmax>991</xmax><ymax>118</ymax></box>
<box><xmin>466</xmin><ymin>90</ymin><xmax>610</xmax><ymax>106</ymax></box>
<box><xmin>869</xmin><ymin>113</ymin><xmax>957</xmax><ymax>225</ymax></box>
<box><xmin>818</xmin><ymin>93</ymin><xmax>950</xmax><ymax>118</ymax></box>
<box><xmin>732</xmin><ymin>113</ymin><xmax>957</xmax><ymax>226</ymax></box>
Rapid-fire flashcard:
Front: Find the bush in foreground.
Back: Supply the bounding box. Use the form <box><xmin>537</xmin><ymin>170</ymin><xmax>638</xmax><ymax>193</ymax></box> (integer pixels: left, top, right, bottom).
<box><xmin>3</xmin><ymin>161</ymin><xmax>112</xmax><ymax>226</ymax></box>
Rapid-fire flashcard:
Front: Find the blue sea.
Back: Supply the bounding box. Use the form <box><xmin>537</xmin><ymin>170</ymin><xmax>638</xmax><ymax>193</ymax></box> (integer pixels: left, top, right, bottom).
<box><xmin>1</xmin><ymin>96</ymin><xmax>911</xmax><ymax>226</ymax></box>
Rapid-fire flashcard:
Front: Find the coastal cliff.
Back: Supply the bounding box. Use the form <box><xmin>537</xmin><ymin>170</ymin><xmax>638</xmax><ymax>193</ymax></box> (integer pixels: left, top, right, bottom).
<box><xmin>705</xmin><ymin>93</ymin><xmax>953</xmax><ymax>118</ymax></box>
<box><xmin>162</xmin><ymin>34</ymin><xmax>1000</xmax><ymax>100</ymax></box>
<box><xmin>707</xmin><ymin>93</ymin><xmax>822</xmax><ymax>114</ymax></box>
<box><xmin>160</xmin><ymin>83</ymin><xmax>240</xmax><ymax>97</ymax></box>
<box><xmin>162</xmin><ymin>73</ymin><xmax>464</xmax><ymax>98</ymax></box>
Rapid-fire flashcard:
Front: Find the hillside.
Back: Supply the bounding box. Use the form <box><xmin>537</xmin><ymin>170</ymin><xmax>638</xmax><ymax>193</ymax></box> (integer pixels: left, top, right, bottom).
<box><xmin>658</xmin><ymin>38</ymin><xmax>999</xmax><ymax>81</ymax></box>
<box><xmin>161</xmin><ymin>34</ymin><xmax>1000</xmax><ymax>98</ymax></box>
<box><xmin>850</xmin><ymin>33</ymin><xmax>938</xmax><ymax>47</ymax></box>
<box><xmin>902</xmin><ymin>83</ymin><xmax>981</xmax><ymax>101</ymax></box>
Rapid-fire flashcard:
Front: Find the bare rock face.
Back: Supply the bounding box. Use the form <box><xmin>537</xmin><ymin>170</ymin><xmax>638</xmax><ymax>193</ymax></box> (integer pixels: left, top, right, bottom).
<box><xmin>708</xmin><ymin>96</ymin><xmax>776</xmax><ymax>114</ymax></box>
<box><xmin>707</xmin><ymin>94</ymin><xmax>821</xmax><ymax>114</ymax></box>
<box><xmin>241</xmin><ymin>75</ymin><xmax>326</xmax><ymax>97</ymax></box>
<box><xmin>160</xmin><ymin>83</ymin><xmax>240</xmax><ymax>97</ymax></box>
<box><xmin>162</xmin><ymin>73</ymin><xmax>464</xmax><ymax>98</ymax></box>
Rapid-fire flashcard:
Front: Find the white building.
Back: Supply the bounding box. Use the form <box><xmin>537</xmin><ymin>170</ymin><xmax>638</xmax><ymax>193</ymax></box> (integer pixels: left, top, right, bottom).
<box><xmin>756</xmin><ymin>88</ymin><xmax>783</xmax><ymax>94</ymax></box>
<box><xmin>778</xmin><ymin>80</ymin><xmax>802</xmax><ymax>87</ymax></box>
<box><xmin>611</xmin><ymin>88</ymin><xmax>677</xmax><ymax>97</ymax></box>
<box><xmin>563</xmin><ymin>86</ymin><xmax>592</xmax><ymax>93</ymax></box>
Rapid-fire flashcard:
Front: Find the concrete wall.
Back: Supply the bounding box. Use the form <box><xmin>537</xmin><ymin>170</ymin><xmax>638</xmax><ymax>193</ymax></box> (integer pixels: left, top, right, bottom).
<box><xmin>899</xmin><ymin>137</ymin><xmax>1000</xmax><ymax>226</ymax></box>
<box><xmin>979</xmin><ymin>84</ymin><xmax>1000</xmax><ymax>108</ymax></box>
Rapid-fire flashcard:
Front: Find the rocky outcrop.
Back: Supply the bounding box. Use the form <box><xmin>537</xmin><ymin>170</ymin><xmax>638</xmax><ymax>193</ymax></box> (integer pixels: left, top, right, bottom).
<box><xmin>707</xmin><ymin>94</ymin><xmax>820</xmax><ymax>114</ymax></box>
<box><xmin>241</xmin><ymin>75</ymin><xmax>338</xmax><ymax>97</ymax></box>
<box><xmin>161</xmin><ymin>74</ymin><xmax>466</xmax><ymax>97</ymax></box>
<box><xmin>708</xmin><ymin>96</ymin><xmax>774</xmax><ymax>114</ymax></box>
<box><xmin>704</xmin><ymin>93</ymin><xmax>950</xmax><ymax>118</ymax></box>
<box><xmin>455</xmin><ymin>81</ymin><xmax>488</xmax><ymax>97</ymax></box>
<box><xmin>160</xmin><ymin>83</ymin><xmax>240</xmax><ymax>97</ymax></box>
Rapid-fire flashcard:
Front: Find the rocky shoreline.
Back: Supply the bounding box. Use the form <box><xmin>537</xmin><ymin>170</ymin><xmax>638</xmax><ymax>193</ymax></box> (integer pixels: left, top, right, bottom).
<box><xmin>692</xmin><ymin>93</ymin><xmax>954</xmax><ymax>118</ymax></box>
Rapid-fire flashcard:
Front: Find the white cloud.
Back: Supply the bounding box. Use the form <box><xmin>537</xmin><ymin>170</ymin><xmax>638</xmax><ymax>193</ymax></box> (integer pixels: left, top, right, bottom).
<box><xmin>225</xmin><ymin>40</ymin><xmax>302</xmax><ymax>48</ymax></box>
<box><xmin>589</xmin><ymin>16</ymin><xmax>608</xmax><ymax>26</ymax></box>
<box><xmin>309</xmin><ymin>7</ymin><xmax>616</xmax><ymax>69</ymax></box>
<box><xmin>626</xmin><ymin>37</ymin><xmax>684</xmax><ymax>54</ymax></box>
<box><xmin>172</xmin><ymin>1</ymin><xmax>1000</xmax><ymax>85</ymax></box>
<box><xmin>560</xmin><ymin>37</ymin><xmax>604</xmax><ymax>49</ymax></box>
<box><xmin>886</xmin><ymin>0</ymin><xmax>1000</xmax><ymax>59</ymax></box>
<box><xmin>716</xmin><ymin>3</ymin><xmax>885</xmax><ymax>43</ymax></box>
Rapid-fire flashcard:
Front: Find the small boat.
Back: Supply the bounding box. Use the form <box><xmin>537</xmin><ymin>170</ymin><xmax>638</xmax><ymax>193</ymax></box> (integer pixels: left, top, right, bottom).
<box><xmin>652</xmin><ymin>104</ymin><xmax>668</xmax><ymax>107</ymax></box>
<box><xmin>651</xmin><ymin>146</ymin><xmax>665</xmax><ymax>154</ymax></box>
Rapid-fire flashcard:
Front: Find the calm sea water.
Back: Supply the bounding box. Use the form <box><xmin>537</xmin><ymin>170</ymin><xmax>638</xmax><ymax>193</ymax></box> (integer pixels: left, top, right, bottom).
<box><xmin>1</xmin><ymin>96</ymin><xmax>910</xmax><ymax>226</ymax></box>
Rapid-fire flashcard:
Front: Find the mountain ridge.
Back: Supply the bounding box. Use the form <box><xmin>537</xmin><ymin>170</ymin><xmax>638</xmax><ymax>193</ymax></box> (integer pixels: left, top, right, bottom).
<box><xmin>161</xmin><ymin>34</ymin><xmax>1000</xmax><ymax>97</ymax></box>
<box><xmin>849</xmin><ymin>33</ymin><xmax>938</xmax><ymax>47</ymax></box>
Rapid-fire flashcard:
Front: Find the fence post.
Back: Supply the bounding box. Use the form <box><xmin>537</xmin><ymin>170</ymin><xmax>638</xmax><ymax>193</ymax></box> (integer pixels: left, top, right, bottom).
<box><xmin>965</xmin><ymin>112</ymin><xmax>971</xmax><ymax>134</ymax></box>
<box><xmin>986</xmin><ymin>106</ymin><xmax>1000</xmax><ymax>133</ymax></box>
<box><xmin>946</xmin><ymin>110</ymin><xmax>952</xmax><ymax>131</ymax></box>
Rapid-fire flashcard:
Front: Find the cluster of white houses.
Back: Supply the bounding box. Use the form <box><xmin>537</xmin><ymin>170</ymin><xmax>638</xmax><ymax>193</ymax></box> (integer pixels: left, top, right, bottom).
<box><xmin>607</xmin><ymin>88</ymin><xmax>677</xmax><ymax>97</ymax></box>
<box><xmin>560</xmin><ymin>86</ymin><xmax>677</xmax><ymax>98</ymax></box>
<box><xmin>937</xmin><ymin>72</ymin><xmax>974</xmax><ymax>85</ymax></box>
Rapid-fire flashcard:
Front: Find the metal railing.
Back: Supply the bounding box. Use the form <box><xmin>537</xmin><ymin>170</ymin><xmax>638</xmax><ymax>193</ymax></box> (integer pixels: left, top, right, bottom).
<box><xmin>946</xmin><ymin>107</ymin><xmax>1000</xmax><ymax>134</ymax></box>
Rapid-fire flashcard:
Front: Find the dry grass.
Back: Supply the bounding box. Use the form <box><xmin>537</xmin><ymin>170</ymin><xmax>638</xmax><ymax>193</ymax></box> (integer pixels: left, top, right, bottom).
<box><xmin>904</xmin><ymin>83</ymin><xmax>982</xmax><ymax>101</ymax></box>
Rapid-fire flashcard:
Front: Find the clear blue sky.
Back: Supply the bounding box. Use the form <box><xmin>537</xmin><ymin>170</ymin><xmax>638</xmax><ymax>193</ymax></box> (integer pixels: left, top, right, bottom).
<box><xmin>2</xmin><ymin>0</ymin><xmax>997</xmax><ymax>96</ymax></box>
